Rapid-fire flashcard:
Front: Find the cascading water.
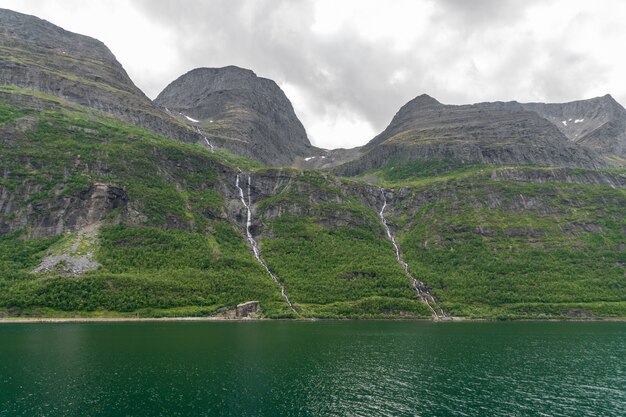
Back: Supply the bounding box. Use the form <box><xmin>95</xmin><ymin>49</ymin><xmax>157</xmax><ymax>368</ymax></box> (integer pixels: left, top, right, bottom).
<box><xmin>235</xmin><ymin>170</ymin><xmax>296</xmax><ymax>313</ymax></box>
<box><xmin>194</xmin><ymin>126</ymin><xmax>215</xmax><ymax>153</ymax></box>
<box><xmin>379</xmin><ymin>189</ymin><xmax>447</xmax><ymax>320</ymax></box>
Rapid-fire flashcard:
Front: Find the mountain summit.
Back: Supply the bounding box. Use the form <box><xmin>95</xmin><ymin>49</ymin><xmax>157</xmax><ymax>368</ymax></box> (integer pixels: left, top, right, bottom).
<box><xmin>155</xmin><ymin>66</ymin><xmax>314</xmax><ymax>166</ymax></box>
<box><xmin>334</xmin><ymin>94</ymin><xmax>607</xmax><ymax>175</ymax></box>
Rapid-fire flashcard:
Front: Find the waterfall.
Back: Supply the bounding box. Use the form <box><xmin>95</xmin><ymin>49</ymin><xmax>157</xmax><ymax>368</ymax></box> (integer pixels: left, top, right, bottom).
<box><xmin>379</xmin><ymin>189</ymin><xmax>447</xmax><ymax>320</ymax></box>
<box><xmin>194</xmin><ymin>126</ymin><xmax>214</xmax><ymax>153</ymax></box>
<box><xmin>235</xmin><ymin>171</ymin><xmax>296</xmax><ymax>313</ymax></box>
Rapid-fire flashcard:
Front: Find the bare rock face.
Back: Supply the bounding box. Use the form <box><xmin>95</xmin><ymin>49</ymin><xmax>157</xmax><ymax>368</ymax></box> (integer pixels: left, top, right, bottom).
<box><xmin>334</xmin><ymin>94</ymin><xmax>608</xmax><ymax>176</ymax></box>
<box><xmin>522</xmin><ymin>95</ymin><xmax>626</xmax><ymax>160</ymax></box>
<box><xmin>155</xmin><ymin>66</ymin><xmax>315</xmax><ymax>166</ymax></box>
<box><xmin>0</xmin><ymin>8</ymin><xmax>197</xmax><ymax>144</ymax></box>
<box><xmin>235</xmin><ymin>301</ymin><xmax>261</xmax><ymax>318</ymax></box>
<box><xmin>0</xmin><ymin>182</ymin><xmax>128</xmax><ymax>238</ymax></box>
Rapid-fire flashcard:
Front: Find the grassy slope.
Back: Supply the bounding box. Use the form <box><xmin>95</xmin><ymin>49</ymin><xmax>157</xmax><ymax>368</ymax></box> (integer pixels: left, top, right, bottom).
<box><xmin>259</xmin><ymin>172</ymin><xmax>430</xmax><ymax>317</ymax></box>
<box><xmin>377</xmin><ymin>160</ymin><xmax>626</xmax><ymax>318</ymax></box>
<box><xmin>0</xmin><ymin>88</ymin><xmax>288</xmax><ymax>318</ymax></box>
<box><xmin>1</xmin><ymin>90</ymin><xmax>624</xmax><ymax>319</ymax></box>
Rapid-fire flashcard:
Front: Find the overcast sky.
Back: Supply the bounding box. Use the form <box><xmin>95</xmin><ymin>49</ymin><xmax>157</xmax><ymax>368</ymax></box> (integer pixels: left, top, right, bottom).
<box><xmin>4</xmin><ymin>0</ymin><xmax>626</xmax><ymax>149</ymax></box>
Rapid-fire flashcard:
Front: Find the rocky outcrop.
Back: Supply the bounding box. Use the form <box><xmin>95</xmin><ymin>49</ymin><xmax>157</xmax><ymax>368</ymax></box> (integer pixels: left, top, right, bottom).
<box><xmin>489</xmin><ymin>167</ymin><xmax>626</xmax><ymax>188</ymax></box>
<box><xmin>236</xmin><ymin>301</ymin><xmax>261</xmax><ymax>317</ymax></box>
<box><xmin>0</xmin><ymin>182</ymin><xmax>127</xmax><ymax>238</ymax></box>
<box><xmin>155</xmin><ymin>66</ymin><xmax>316</xmax><ymax>166</ymax></box>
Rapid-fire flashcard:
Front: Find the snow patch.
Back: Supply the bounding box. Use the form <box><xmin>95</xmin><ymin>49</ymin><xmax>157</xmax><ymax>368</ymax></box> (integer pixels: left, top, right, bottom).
<box><xmin>184</xmin><ymin>115</ymin><xmax>199</xmax><ymax>123</ymax></box>
<box><xmin>561</xmin><ymin>120</ymin><xmax>567</xmax><ymax>126</ymax></box>
<box><xmin>304</xmin><ymin>156</ymin><xmax>316</xmax><ymax>161</ymax></box>
<box><xmin>574</xmin><ymin>118</ymin><xmax>584</xmax><ymax>123</ymax></box>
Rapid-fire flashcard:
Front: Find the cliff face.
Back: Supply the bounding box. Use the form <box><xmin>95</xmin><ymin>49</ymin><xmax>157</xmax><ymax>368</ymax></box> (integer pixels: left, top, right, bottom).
<box><xmin>155</xmin><ymin>66</ymin><xmax>315</xmax><ymax>166</ymax></box>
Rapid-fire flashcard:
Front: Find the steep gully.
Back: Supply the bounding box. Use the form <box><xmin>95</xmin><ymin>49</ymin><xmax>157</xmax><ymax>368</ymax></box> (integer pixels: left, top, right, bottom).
<box><xmin>235</xmin><ymin>170</ymin><xmax>297</xmax><ymax>313</ymax></box>
<box><xmin>379</xmin><ymin>189</ymin><xmax>447</xmax><ymax>320</ymax></box>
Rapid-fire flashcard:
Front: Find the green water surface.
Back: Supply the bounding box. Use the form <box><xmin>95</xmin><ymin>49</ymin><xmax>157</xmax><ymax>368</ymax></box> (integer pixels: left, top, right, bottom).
<box><xmin>0</xmin><ymin>321</ymin><xmax>624</xmax><ymax>416</ymax></box>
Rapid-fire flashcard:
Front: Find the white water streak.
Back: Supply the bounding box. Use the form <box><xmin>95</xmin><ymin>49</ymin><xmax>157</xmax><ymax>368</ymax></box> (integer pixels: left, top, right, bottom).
<box><xmin>379</xmin><ymin>189</ymin><xmax>446</xmax><ymax>319</ymax></box>
<box><xmin>236</xmin><ymin>171</ymin><xmax>296</xmax><ymax>313</ymax></box>
<box><xmin>195</xmin><ymin>126</ymin><xmax>214</xmax><ymax>153</ymax></box>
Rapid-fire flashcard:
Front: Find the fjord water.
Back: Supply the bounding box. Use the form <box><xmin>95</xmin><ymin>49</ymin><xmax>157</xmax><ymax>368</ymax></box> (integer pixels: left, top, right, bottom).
<box><xmin>0</xmin><ymin>322</ymin><xmax>624</xmax><ymax>417</ymax></box>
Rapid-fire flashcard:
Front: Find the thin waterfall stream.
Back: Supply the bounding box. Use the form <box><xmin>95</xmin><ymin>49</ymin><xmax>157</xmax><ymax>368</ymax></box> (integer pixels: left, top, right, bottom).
<box><xmin>235</xmin><ymin>170</ymin><xmax>297</xmax><ymax>313</ymax></box>
<box><xmin>194</xmin><ymin>126</ymin><xmax>215</xmax><ymax>153</ymax></box>
<box><xmin>379</xmin><ymin>189</ymin><xmax>447</xmax><ymax>320</ymax></box>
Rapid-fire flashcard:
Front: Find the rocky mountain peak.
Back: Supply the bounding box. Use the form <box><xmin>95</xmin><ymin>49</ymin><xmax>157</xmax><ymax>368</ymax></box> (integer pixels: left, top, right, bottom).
<box><xmin>521</xmin><ymin>95</ymin><xmax>626</xmax><ymax>158</ymax></box>
<box><xmin>0</xmin><ymin>8</ymin><xmax>115</xmax><ymax>63</ymax></box>
<box><xmin>401</xmin><ymin>93</ymin><xmax>442</xmax><ymax>111</ymax></box>
<box><xmin>0</xmin><ymin>8</ymin><xmax>197</xmax><ymax>144</ymax></box>
<box><xmin>155</xmin><ymin>66</ymin><xmax>280</xmax><ymax>108</ymax></box>
<box><xmin>155</xmin><ymin>66</ymin><xmax>314</xmax><ymax>166</ymax></box>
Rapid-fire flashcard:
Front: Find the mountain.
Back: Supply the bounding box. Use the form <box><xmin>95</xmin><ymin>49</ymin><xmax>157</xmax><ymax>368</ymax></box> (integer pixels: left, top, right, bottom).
<box><xmin>522</xmin><ymin>95</ymin><xmax>626</xmax><ymax>162</ymax></box>
<box><xmin>333</xmin><ymin>94</ymin><xmax>607</xmax><ymax>176</ymax></box>
<box><xmin>0</xmin><ymin>8</ymin><xmax>196</xmax><ymax>143</ymax></box>
<box><xmin>155</xmin><ymin>66</ymin><xmax>316</xmax><ymax>166</ymax></box>
<box><xmin>0</xmin><ymin>9</ymin><xmax>625</xmax><ymax>321</ymax></box>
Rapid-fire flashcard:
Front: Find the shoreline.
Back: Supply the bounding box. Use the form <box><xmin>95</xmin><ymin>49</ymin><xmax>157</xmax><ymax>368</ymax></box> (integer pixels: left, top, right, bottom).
<box><xmin>0</xmin><ymin>316</ymin><xmax>625</xmax><ymax>324</ymax></box>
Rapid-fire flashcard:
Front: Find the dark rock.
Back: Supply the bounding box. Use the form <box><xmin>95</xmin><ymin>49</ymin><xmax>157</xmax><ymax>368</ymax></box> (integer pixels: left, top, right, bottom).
<box><xmin>522</xmin><ymin>95</ymin><xmax>626</xmax><ymax>160</ymax></box>
<box><xmin>0</xmin><ymin>182</ymin><xmax>128</xmax><ymax>238</ymax></box>
<box><xmin>236</xmin><ymin>301</ymin><xmax>261</xmax><ymax>318</ymax></box>
<box><xmin>333</xmin><ymin>94</ymin><xmax>607</xmax><ymax>176</ymax></box>
<box><xmin>155</xmin><ymin>66</ymin><xmax>315</xmax><ymax>166</ymax></box>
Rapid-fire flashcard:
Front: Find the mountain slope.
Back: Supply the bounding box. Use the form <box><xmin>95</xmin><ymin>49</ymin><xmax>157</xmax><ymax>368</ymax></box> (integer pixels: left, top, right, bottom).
<box><xmin>0</xmin><ymin>87</ymin><xmax>439</xmax><ymax>318</ymax></box>
<box><xmin>334</xmin><ymin>94</ymin><xmax>606</xmax><ymax>176</ymax></box>
<box><xmin>522</xmin><ymin>95</ymin><xmax>626</xmax><ymax>162</ymax></box>
<box><xmin>1</xmin><ymin>86</ymin><xmax>625</xmax><ymax>319</ymax></box>
<box><xmin>0</xmin><ymin>8</ymin><xmax>197</xmax><ymax>144</ymax></box>
<box><xmin>155</xmin><ymin>66</ymin><xmax>316</xmax><ymax>166</ymax></box>
<box><xmin>0</xmin><ymin>8</ymin><xmax>624</xmax><ymax>320</ymax></box>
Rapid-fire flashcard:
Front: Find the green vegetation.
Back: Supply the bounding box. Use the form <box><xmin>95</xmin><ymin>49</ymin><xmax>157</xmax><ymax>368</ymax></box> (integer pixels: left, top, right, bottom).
<box><xmin>0</xmin><ymin>88</ymin><xmax>624</xmax><ymax>320</ymax></box>
<box><xmin>262</xmin><ymin>215</ymin><xmax>431</xmax><ymax>318</ymax></box>
<box><xmin>378</xmin><ymin>158</ymin><xmax>487</xmax><ymax>181</ymax></box>
<box><xmin>394</xmin><ymin>177</ymin><xmax>626</xmax><ymax>319</ymax></box>
<box><xmin>0</xmin><ymin>90</ymin><xmax>288</xmax><ymax>318</ymax></box>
